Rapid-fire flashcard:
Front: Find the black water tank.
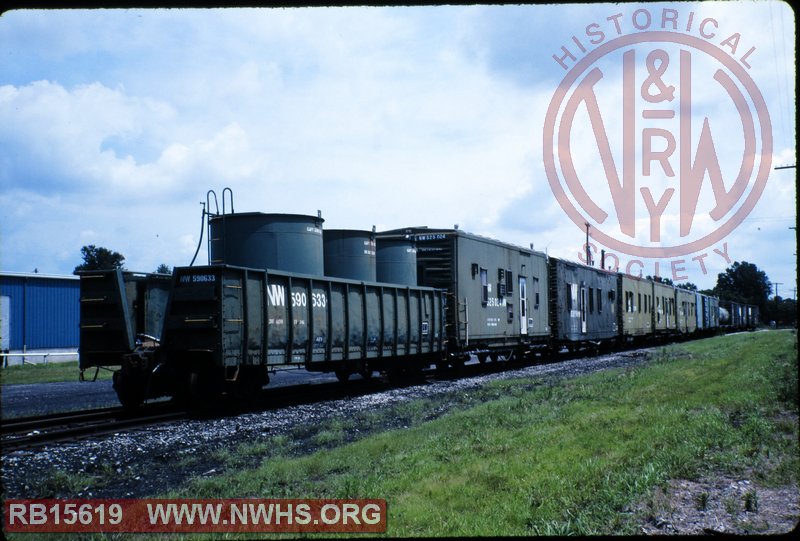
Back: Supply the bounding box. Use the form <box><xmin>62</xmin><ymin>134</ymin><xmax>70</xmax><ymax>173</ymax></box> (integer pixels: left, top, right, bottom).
<box><xmin>324</xmin><ymin>229</ymin><xmax>377</xmax><ymax>281</ymax></box>
<box><xmin>209</xmin><ymin>212</ymin><xmax>324</xmax><ymax>275</ymax></box>
<box><xmin>376</xmin><ymin>237</ymin><xmax>417</xmax><ymax>286</ymax></box>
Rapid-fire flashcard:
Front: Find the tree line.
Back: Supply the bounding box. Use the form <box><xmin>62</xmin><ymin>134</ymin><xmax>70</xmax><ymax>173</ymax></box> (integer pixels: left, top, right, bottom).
<box><xmin>73</xmin><ymin>245</ymin><xmax>170</xmax><ymax>275</ymax></box>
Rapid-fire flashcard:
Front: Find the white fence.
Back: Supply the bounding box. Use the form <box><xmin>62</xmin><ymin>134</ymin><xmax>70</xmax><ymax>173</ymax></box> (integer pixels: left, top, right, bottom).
<box><xmin>1</xmin><ymin>351</ymin><xmax>79</xmax><ymax>368</ymax></box>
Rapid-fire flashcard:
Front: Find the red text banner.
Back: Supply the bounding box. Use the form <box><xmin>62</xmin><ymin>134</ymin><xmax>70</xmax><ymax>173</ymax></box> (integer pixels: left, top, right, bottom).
<box><xmin>4</xmin><ymin>498</ymin><xmax>387</xmax><ymax>533</ymax></box>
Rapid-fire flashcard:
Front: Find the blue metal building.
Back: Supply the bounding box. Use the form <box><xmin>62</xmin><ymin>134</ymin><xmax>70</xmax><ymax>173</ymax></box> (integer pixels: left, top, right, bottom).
<box><xmin>0</xmin><ymin>272</ymin><xmax>80</xmax><ymax>352</ymax></box>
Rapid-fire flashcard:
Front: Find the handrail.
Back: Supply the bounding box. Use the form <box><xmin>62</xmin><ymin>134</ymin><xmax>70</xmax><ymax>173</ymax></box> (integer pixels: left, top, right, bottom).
<box><xmin>222</xmin><ymin>187</ymin><xmax>234</xmax><ymax>215</ymax></box>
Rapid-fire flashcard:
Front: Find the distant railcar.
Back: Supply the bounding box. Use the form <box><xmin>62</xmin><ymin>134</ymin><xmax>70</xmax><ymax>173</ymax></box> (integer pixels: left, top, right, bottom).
<box><xmin>618</xmin><ymin>274</ymin><xmax>654</xmax><ymax>340</ymax></box>
<box><xmin>719</xmin><ymin>300</ymin><xmax>759</xmax><ymax>330</ymax></box>
<box><xmin>548</xmin><ymin>258</ymin><xmax>618</xmax><ymax>347</ymax></box>
<box><xmin>652</xmin><ymin>281</ymin><xmax>677</xmax><ymax>335</ymax></box>
<box><xmin>747</xmin><ymin>304</ymin><xmax>760</xmax><ymax>328</ymax></box>
<box><xmin>695</xmin><ymin>293</ymin><xmax>720</xmax><ymax>333</ymax></box>
<box><xmin>675</xmin><ymin>288</ymin><xmax>698</xmax><ymax>335</ymax></box>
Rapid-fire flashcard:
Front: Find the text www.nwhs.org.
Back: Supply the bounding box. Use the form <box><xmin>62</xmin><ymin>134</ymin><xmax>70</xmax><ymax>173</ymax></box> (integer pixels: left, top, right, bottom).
<box><xmin>4</xmin><ymin>499</ymin><xmax>387</xmax><ymax>533</ymax></box>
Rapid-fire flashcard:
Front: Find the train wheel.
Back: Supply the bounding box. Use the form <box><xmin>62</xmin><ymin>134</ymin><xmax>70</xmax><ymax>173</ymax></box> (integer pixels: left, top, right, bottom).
<box><xmin>477</xmin><ymin>353</ymin><xmax>488</xmax><ymax>364</ymax></box>
<box><xmin>235</xmin><ymin>370</ymin><xmax>266</xmax><ymax>408</ymax></box>
<box><xmin>359</xmin><ymin>369</ymin><xmax>373</xmax><ymax>380</ymax></box>
<box><xmin>335</xmin><ymin>369</ymin><xmax>351</xmax><ymax>383</ymax></box>
<box><xmin>187</xmin><ymin>367</ymin><xmax>215</xmax><ymax>409</ymax></box>
<box><xmin>113</xmin><ymin>370</ymin><xmax>145</xmax><ymax>409</ymax></box>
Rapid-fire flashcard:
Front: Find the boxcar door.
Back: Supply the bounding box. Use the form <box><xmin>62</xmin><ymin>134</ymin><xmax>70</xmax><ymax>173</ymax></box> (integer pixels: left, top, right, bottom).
<box><xmin>580</xmin><ymin>285</ymin><xmax>587</xmax><ymax>334</ymax></box>
<box><xmin>519</xmin><ymin>276</ymin><xmax>528</xmax><ymax>335</ymax></box>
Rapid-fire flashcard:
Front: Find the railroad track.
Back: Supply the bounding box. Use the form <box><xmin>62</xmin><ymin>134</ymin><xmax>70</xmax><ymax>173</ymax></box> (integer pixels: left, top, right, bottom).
<box><xmin>1</xmin><ymin>404</ymin><xmax>188</xmax><ymax>451</ymax></box>
<box><xmin>0</xmin><ymin>338</ymin><xmax>674</xmax><ymax>453</ymax></box>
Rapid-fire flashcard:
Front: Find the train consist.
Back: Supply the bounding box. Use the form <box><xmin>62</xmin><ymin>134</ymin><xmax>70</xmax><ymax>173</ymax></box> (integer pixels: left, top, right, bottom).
<box><xmin>78</xmin><ymin>193</ymin><xmax>759</xmax><ymax>407</ymax></box>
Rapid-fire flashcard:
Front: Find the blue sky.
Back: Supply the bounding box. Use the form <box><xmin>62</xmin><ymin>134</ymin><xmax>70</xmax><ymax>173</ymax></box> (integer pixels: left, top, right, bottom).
<box><xmin>0</xmin><ymin>3</ymin><xmax>796</xmax><ymax>296</ymax></box>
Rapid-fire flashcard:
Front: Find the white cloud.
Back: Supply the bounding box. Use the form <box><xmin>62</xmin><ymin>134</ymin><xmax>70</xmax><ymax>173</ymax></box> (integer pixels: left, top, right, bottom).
<box><xmin>0</xmin><ymin>4</ymin><xmax>794</xmax><ymax>295</ymax></box>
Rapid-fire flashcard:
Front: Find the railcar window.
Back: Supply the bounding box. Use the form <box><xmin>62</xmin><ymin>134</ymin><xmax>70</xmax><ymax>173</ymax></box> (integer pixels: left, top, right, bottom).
<box><xmin>597</xmin><ymin>289</ymin><xmax>602</xmax><ymax>313</ymax></box>
<box><xmin>497</xmin><ymin>268</ymin><xmax>506</xmax><ymax>297</ymax></box>
<box><xmin>568</xmin><ymin>282</ymin><xmax>579</xmax><ymax>311</ymax></box>
<box><xmin>480</xmin><ymin>268</ymin><xmax>488</xmax><ymax>305</ymax></box>
<box><xmin>506</xmin><ymin>270</ymin><xmax>513</xmax><ymax>294</ymax></box>
<box><xmin>589</xmin><ymin>287</ymin><xmax>594</xmax><ymax>313</ymax></box>
<box><xmin>638</xmin><ymin>293</ymin><xmax>642</xmax><ymax>313</ymax></box>
<box><xmin>533</xmin><ymin>277</ymin><xmax>540</xmax><ymax>309</ymax></box>
<box><xmin>507</xmin><ymin>303</ymin><xmax>513</xmax><ymax>323</ymax></box>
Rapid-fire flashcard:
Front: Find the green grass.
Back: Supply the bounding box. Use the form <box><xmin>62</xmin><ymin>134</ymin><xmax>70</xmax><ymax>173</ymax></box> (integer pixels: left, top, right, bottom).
<box><xmin>7</xmin><ymin>330</ymin><xmax>796</xmax><ymax>539</ymax></box>
<box><xmin>0</xmin><ymin>361</ymin><xmax>114</xmax><ymax>385</ymax></box>
<box><xmin>165</xmin><ymin>329</ymin><xmax>798</xmax><ymax>537</ymax></box>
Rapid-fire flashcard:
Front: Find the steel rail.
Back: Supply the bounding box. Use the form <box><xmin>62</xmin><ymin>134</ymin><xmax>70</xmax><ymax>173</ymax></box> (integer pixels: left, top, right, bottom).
<box><xmin>1</xmin><ymin>405</ymin><xmax>187</xmax><ymax>452</ymax></box>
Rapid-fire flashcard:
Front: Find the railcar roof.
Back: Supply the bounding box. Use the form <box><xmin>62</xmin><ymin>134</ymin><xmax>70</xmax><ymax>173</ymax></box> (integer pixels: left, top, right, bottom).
<box><xmin>378</xmin><ymin>226</ymin><xmax>548</xmax><ymax>257</ymax></box>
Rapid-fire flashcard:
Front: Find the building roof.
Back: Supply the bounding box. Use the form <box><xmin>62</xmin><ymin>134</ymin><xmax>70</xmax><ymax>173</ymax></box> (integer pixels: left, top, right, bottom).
<box><xmin>0</xmin><ymin>271</ymin><xmax>79</xmax><ymax>281</ymax></box>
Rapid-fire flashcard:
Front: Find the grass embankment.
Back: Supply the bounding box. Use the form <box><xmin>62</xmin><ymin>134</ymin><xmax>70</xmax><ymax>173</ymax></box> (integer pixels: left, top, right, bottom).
<box><xmin>170</xmin><ymin>330</ymin><xmax>798</xmax><ymax>536</ymax></box>
<box><xmin>0</xmin><ymin>361</ymin><xmax>113</xmax><ymax>386</ymax></box>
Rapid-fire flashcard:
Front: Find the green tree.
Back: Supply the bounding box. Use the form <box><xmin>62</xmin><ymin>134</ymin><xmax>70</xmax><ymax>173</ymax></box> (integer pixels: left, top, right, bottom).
<box><xmin>763</xmin><ymin>297</ymin><xmax>797</xmax><ymax>327</ymax></box>
<box><xmin>712</xmin><ymin>261</ymin><xmax>771</xmax><ymax>309</ymax></box>
<box><xmin>675</xmin><ymin>282</ymin><xmax>698</xmax><ymax>291</ymax></box>
<box><xmin>646</xmin><ymin>275</ymin><xmax>674</xmax><ymax>285</ymax></box>
<box><xmin>155</xmin><ymin>264</ymin><xmax>172</xmax><ymax>274</ymax></box>
<box><xmin>73</xmin><ymin>245</ymin><xmax>126</xmax><ymax>273</ymax></box>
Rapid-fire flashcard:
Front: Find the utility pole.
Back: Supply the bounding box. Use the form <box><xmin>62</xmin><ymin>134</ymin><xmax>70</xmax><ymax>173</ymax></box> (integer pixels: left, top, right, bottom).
<box><xmin>585</xmin><ymin>222</ymin><xmax>591</xmax><ymax>266</ymax></box>
<box><xmin>775</xmin><ymin>164</ymin><xmax>797</xmax><ymax>308</ymax></box>
<box><xmin>773</xmin><ymin>282</ymin><xmax>783</xmax><ymax>299</ymax></box>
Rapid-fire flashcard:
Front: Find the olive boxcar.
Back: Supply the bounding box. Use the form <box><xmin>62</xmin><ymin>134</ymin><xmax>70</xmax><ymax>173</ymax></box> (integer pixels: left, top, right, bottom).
<box><xmin>383</xmin><ymin>227</ymin><xmax>550</xmax><ymax>361</ymax></box>
<box><xmin>618</xmin><ymin>274</ymin><xmax>654</xmax><ymax>339</ymax></box>
<box><xmin>675</xmin><ymin>288</ymin><xmax>698</xmax><ymax>334</ymax></box>
<box><xmin>652</xmin><ymin>281</ymin><xmax>677</xmax><ymax>334</ymax></box>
